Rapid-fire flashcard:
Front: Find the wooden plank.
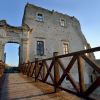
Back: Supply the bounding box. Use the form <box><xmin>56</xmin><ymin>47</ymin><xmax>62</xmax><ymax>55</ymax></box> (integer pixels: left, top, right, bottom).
<box><xmin>48</xmin><ymin>47</ymin><xmax>100</xmax><ymax>60</ymax></box>
<box><xmin>37</xmin><ymin>47</ymin><xmax>100</xmax><ymax>62</ymax></box>
<box><xmin>67</xmin><ymin>73</ymin><xmax>80</xmax><ymax>92</ymax></box>
<box><xmin>57</xmin><ymin>58</ymin><xmax>79</xmax><ymax>92</ymax></box>
<box><xmin>81</xmin><ymin>54</ymin><xmax>100</xmax><ymax>73</ymax></box>
<box><xmin>27</xmin><ymin>62</ymin><xmax>32</xmax><ymax>77</ymax></box>
<box><xmin>43</xmin><ymin>60</ymin><xmax>54</xmax><ymax>83</ymax></box>
<box><xmin>24</xmin><ymin>63</ymin><xmax>29</xmax><ymax>74</ymax></box>
<box><xmin>36</xmin><ymin>62</ymin><xmax>43</xmax><ymax>80</ymax></box>
<box><xmin>35</xmin><ymin>58</ymin><xmax>38</xmax><ymax>81</ymax></box>
<box><xmin>30</xmin><ymin>63</ymin><xmax>36</xmax><ymax>77</ymax></box>
<box><xmin>53</xmin><ymin>52</ymin><xmax>60</xmax><ymax>92</ymax></box>
<box><xmin>77</xmin><ymin>56</ymin><xmax>85</xmax><ymax>93</ymax></box>
<box><xmin>0</xmin><ymin>73</ymin><xmax>82</xmax><ymax>100</ymax></box>
<box><xmin>84</xmin><ymin>76</ymin><xmax>100</xmax><ymax>96</ymax></box>
<box><xmin>42</xmin><ymin>61</ymin><xmax>46</xmax><ymax>80</ymax></box>
<box><xmin>57</xmin><ymin>58</ymin><xmax>65</xmax><ymax>71</ymax></box>
<box><xmin>65</xmin><ymin>55</ymin><xmax>77</xmax><ymax>72</ymax></box>
<box><xmin>58</xmin><ymin>56</ymin><xmax>77</xmax><ymax>86</ymax></box>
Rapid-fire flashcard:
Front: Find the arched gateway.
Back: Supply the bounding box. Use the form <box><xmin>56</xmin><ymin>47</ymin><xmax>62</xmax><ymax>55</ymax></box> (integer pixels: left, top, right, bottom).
<box><xmin>0</xmin><ymin>20</ymin><xmax>31</xmax><ymax>64</ymax></box>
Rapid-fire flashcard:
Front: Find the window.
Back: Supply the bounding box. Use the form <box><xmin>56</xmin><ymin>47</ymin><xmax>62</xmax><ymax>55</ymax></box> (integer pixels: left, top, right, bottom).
<box><xmin>84</xmin><ymin>46</ymin><xmax>87</xmax><ymax>50</ymax></box>
<box><xmin>36</xmin><ymin>13</ymin><xmax>43</xmax><ymax>22</ymax></box>
<box><xmin>60</xmin><ymin>19</ymin><xmax>65</xmax><ymax>26</ymax></box>
<box><xmin>84</xmin><ymin>45</ymin><xmax>88</xmax><ymax>56</ymax></box>
<box><xmin>63</xmin><ymin>43</ymin><xmax>68</xmax><ymax>54</ymax></box>
<box><xmin>37</xmin><ymin>41</ymin><xmax>44</xmax><ymax>56</ymax></box>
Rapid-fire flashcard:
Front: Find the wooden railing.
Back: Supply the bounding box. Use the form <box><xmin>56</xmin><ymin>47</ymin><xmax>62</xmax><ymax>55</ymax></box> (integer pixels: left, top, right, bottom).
<box><xmin>0</xmin><ymin>60</ymin><xmax>5</xmax><ymax>78</ymax></box>
<box><xmin>20</xmin><ymin>47</ymin><xmax>100</xmax><ymax>99</ymax></box>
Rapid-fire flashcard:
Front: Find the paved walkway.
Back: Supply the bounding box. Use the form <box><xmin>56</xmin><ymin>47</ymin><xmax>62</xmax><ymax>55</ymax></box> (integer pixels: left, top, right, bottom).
<box><xmin>0</xmin><ymin>73</ymin><xmax>81</xmax><ymax>100</ymax></box>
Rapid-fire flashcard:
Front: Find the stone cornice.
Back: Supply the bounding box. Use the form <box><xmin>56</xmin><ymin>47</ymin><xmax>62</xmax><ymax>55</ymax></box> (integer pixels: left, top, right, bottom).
<box><xmin>0</xmin><ymin>20</ymin><xmax>30</xmax><ymax>33</ymax></box>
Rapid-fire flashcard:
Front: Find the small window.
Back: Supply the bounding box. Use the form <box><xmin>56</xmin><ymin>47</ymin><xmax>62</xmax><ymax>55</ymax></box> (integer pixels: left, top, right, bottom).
<box><xmin>84</xmin><ymin>45</ymin><xmax>88</xmax><ymax>56</ymax></box>
<box><xmin>84</xmin><ymin>46</ymin><xmax>87</xmax><ymax>50</ymax></box>
<box><xmin>63</xmin><ymin>43</ymin><xmax>68</xmax><ymax>54</ymax></box>
<box><xmin>60</xmin><ymin>19</ymin><xmax>65</xmax><ymax>26</ymax></box>
<box><xmin>36</xmin><ymin>13</ymin><xmax>43</xmax><ymax>22</ymax></box>
<box><xmin>37</xmin><ymin>41</ymin><xmax>44</xmax><ymax>56</ymax></box>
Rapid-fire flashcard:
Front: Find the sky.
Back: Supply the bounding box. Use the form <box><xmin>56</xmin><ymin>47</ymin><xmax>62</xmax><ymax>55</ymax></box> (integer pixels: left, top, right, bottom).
<box><xmin>4</xmin><ymin>43</ymin><xmax>19</xmax><ymax>66</ymax></box>
<box><xmin>0</xmin><ymin>0</ymin><xmax>100</xmax><ymax>66</ymax></box>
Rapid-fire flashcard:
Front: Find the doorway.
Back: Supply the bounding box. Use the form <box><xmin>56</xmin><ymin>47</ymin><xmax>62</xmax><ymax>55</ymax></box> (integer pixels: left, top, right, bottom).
<box><xmin>4</xmin><ymin>43</ymin><xmax>20</xmax><ymax>73</ymax></box>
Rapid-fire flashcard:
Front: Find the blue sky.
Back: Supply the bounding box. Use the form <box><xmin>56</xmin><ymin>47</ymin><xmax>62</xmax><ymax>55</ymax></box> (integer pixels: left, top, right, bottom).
<box><xmin>4</xmin><ymin>43</ymin><xmax>19</xmax><ymax>66</ymax></box>
<box><xmin>1</xmin><ymin>0</ymin><xmax>100</xmax><ymax>66</ymax></box>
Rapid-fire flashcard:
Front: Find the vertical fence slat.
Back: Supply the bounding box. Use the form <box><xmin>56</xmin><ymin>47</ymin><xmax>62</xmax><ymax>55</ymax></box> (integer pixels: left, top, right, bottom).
<box><xmin>77</xmin><ymin>55</ymin><xmax>85</xmax><ymax>93</ymax></box>
<box><xmin>53</xmin><ymin>52</ymin><xmax>60</xmax><ymax>92</ymax></box>
<box><xmin>35</xmin><ymin>58</ymin><xmax>38</xmax><ymax>81</ymax></box>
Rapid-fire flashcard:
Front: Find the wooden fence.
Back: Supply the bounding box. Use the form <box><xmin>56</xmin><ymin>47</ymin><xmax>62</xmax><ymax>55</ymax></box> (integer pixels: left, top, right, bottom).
<box><xmin>0</xmin><ymin>60</ymin><xmax>5</xmax><ymax>87</ymax></box>
<box><xmin>0</xmin><ymin>60</ymin><xmax>5</xmax><ymax>78</ymax></box>
<box><xmin>20</xmin><ymin>47</ymin><xmax>100</xmax><ymax>99</ymax></box>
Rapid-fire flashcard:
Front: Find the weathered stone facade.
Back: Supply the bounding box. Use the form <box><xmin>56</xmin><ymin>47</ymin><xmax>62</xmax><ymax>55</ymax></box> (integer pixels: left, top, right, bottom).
<box><xmin>0</xmin><ymin>20</ymin><xmax>30</xmax><ymax>63</ymax></box>
<box><xmin>0</xmin><ymin>3</ymin><xmax>95</xmax><ymax>84</ymax></box>
<box><xmin>22</xmin><ymin>4</ymin><xmax>89</xmax><ymax>60</ymax></box>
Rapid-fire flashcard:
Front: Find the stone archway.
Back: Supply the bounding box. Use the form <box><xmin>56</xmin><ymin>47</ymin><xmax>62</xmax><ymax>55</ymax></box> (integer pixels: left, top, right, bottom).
<box><xmin>4</xmin><ymin>42</ymin><xmax>20</xmax><ymax>66</ymax></box>
<box><xmin>0</xmin><ymin>20</ymin><xmax>30</xmax><ymax>64</ymax></box>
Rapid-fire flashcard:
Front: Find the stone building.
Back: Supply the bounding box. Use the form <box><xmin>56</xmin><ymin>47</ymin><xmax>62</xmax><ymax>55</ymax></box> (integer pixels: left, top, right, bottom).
<box><xmin>22</xmin><ymin>4</ymin><xmax>90</xmax><ymax>60</ymax></box>
<box><xmin>0</xmin><ymin>3</ymin><xmax>96</xmax><ymax>84</ymax></box>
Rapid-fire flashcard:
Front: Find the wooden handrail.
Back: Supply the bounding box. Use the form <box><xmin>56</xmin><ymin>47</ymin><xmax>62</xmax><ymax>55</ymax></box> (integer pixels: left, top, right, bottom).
<box><xmin>20</xmin><ymin>47</ymin><xmax>100</xmax><ymax>99</ymax></box>
<box><xmin>36</xmin><ymin>46</ymin><xmax>100</xmax><ymax>62</ymax></box>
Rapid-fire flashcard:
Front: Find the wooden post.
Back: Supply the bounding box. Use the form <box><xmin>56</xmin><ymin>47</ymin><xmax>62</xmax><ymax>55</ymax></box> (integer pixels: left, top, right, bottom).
<box><xmin>25</xmin><ymin>63</ymin><xmax>27</xmax><ymax>75</ymax></box>
<box><xmin>53</xmin><ymin>52</ymin><xmax>60</xmax><ymax>92</ymax></box>
<box><xmin>27</xmin><ymin>62</ymin><xmax>32</xmax><ymax>77</ymax></box>
<box><xmin>35</xmin><ymin>58</ymin><xmax>38</xmax><ymax>81</ymax></box>
<box><xmin>42</xmin><ymin>60</ymin><xmax>45</xmax><ymax>80</ymax></box>
<box><xmin>23</xmin><ymin>64</ymin><xmax>25</xmax><ymax>74</ymax></box>
<box><xmin>0</xmin><ymin>61</ymin><xmax>5</xmax><ymax>77</ymax></box>
<box><xmin>77</xmin><ymin>55</ymin><xmax>85</xmax><ymax>94</ymax></box>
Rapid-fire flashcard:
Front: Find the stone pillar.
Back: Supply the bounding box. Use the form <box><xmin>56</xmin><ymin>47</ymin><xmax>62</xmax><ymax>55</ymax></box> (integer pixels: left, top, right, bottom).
<box><xmin>21</xmin><ymin>39</ymin><xmax>29</xmax><ymax>63</ymax></box>
<box><xmin>0</xmin><ymin>43</ymin><xmax>5</xmax><ymax>61</ymax></box>
<box><xmin>0</xmin><ymin>43</ymin><xmax>2</xmax><ymax>60</ymax></box>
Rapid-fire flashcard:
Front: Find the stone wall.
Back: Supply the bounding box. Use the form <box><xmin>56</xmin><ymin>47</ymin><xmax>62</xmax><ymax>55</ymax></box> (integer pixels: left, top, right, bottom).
<box><xmin>22</xmin><ymin>4</ymin><xmax>93</xmax><ymax>83</ymax></box>
<box><xmin>23</xmin><ymin>4</ymin><xmax>88</xmax><ymax>60</ymax></box>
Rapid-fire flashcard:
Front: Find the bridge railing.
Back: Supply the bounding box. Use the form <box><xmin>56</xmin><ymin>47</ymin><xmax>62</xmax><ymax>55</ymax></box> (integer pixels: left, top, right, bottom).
<box><xmin>0</xmin><ymin>60</ymin><xmax>5</xmax><ymax>78</ymax></box>
<box><xmin>20</xmin><ymin>47</ymin><xmax>100</xmax><ymax>99</ymax></box>
<box><xmin>0</xmin><ymin>60</ymin><xmax>5</xmax><ymax>87</ymax></box>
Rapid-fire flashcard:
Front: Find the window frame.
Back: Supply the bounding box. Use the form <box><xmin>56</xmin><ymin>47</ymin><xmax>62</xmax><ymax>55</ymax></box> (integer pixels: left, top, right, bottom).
<box><xmin>62</xmin><ymin>42</ymin><xmax>69</xmax><ymax>54</ymax></box>
<box><xmin>84</xmin><ymin>45</ymin><xmax>88</xmax><ymax>56</ymax></box>
<box><xmin>36</xmin><ymin>12</ymin><xmax>44</xmax><ymax>22</ymax></box>
<box><xmin>60</xmin><ymin>18</ymin><xmax>65</xmax><ymax>27</ymax></box>
<box><xmin>36</xmin><ymin>41</ymin><xmax>44</xmax><ymax>56</ymax></box>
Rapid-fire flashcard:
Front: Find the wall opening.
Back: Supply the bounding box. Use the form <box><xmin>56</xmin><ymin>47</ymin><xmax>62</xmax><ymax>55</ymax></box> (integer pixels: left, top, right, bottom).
<box><xmin>4</xmin><ymin>43</ymin><xmax>20</xmax><ymax>67</ymax></box>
